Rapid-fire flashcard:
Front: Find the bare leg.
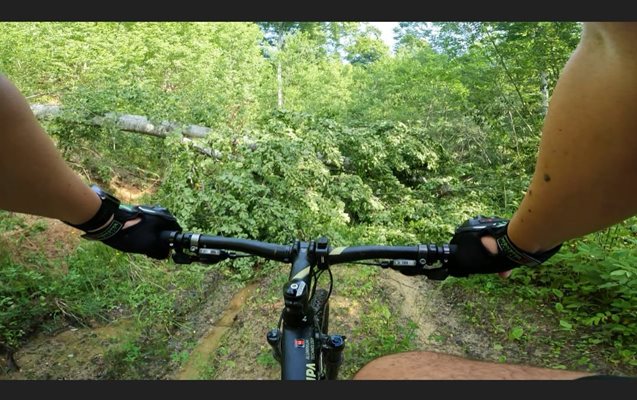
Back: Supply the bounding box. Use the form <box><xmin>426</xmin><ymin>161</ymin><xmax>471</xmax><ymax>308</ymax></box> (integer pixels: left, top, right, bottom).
<box><xmin>353</xmin><ymin>351</ymin><xmax>594</xmax><ymax>380</ymax></box>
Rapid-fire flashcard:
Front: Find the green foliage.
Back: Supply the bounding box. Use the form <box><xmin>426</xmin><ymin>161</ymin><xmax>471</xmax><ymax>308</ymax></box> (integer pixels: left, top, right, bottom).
<box><xmin>277</xmin><ymin>32</ymin><xmax>354</xmax><ymax>118</ymax></box>
<box><xmin>156</xmin><ymin>111</ymin><xmax>452</xmax><ymax>251</ymax></box>
<box><xmin>3</xmin><ymin>21</ymin><xmax>636</xmax><ymax>375</ymax></box>
<box><xmin>422</xmin><ymin>22</ymin><xmax>581</xmax><ymax>138</ymax></box>
<box><xmin>0</xmin><ymin>237</ymin><xmax>211</xmax><ymax>358</ymax></box>
<box><xmin>345</xmin><ymin>24</ymin><xmax>390</xmax><ymax>65</ymax></box>
<box><xmin>158</xmin><ymin>112</ymin><xmax>350</xmax><ymax>247</ymax></box>
<box><xmin>1</xmin><ymin>22</ymin><xmax>273</xmax><ymax>182</ymax></box>
<box><xmin>0</xmin><ymin>211</ymin><xmax>27</xmax><ymax>232</ymax></box>
<box><xmin>256</xmin><ymin>350</ymin><xmax>278</xmax><ymax>368</ymax></box>
<box><xmin>541</xmin><ymin>234</ymin><xmax>637</xmax><ymax>365</ymax></box>
<box><xmin>446</xmin><ymin>221</ymin><xmax>637</xmax><ymax>369</ymax></box>
<box><xmin>508</xmin><ymin>326</ymin><xmax>524</xmax><ymax>341</ymax></box>
<box><xmin>0</xmin><ymin>257</ymin><xmax>50</xmax><ymax>349</ymax></box>
<box><xmin>346</xmin><ymin>43</ymin><xmax>469</xmax><ymax>124</ymax></box>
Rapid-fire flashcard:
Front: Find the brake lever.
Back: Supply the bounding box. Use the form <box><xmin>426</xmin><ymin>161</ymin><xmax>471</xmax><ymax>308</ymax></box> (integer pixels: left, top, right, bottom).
<box><xmin>197</xmin><ymin>248</ymin><xmax>230</xmax><ymax>264</ymax></box>
<box><xmin>422</xmin><ymin>268</ymin><xmax>450</xmax><ymax>281</ymax></box>
<box><xmin>172</xmin><ymin>250</ymin><xmax>194</xmax><ymax>264</ymax></box>
<box><xmin>172</xmin><ymin>247</ymin><xmax>236</xmax><ymax>265</ymax></box>
<box><xmin>383</xmin><ymin>259</ymin><xmax>451</xmax><ymax>280</ymax></box>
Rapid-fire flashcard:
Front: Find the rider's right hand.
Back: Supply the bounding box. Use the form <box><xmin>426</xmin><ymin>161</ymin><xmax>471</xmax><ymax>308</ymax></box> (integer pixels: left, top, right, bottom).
<box><xmin>445</xmin><ymin>216</ymin><xmax>562</xmax><ymax>278</ymax></box>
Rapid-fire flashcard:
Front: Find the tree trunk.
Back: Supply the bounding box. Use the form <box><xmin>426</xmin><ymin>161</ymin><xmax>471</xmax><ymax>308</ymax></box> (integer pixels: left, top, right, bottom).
<box><xmin>30</xmin><ymin>104</ymin><xmax>221</xmax><ymax>158</ymax></box>
<box><xmin>277</xmin><ymin>60</ymin><xmax>283</xmax><ymax>109</ymax></box>
<box><xmin>540</xmin><ymin>71</ymin><xmax>549</xmax><ymax>117</ymax></box>
<box><xmin>30</xmin><ymin>103</ymin><xmax>340</xmax><ymax>169</ymax></box>
<box><xmin>276</xmin><ymin>33</ymin><xmax>284</xmax><ymax>109</ymax></box>
<box><xmin>483</xmin><ymin>28</ymin><xmax>532</xmax><ymax>120</ymax></box>
<box><xmin>31</xmin><ymin>104</ymin><xmax>211</xmax><ymax>139</ymax></box>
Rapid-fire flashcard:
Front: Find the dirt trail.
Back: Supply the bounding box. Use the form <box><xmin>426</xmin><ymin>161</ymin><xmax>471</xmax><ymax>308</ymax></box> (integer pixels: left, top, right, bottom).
<box><xmin>379</xmin><ymin>269</ymin><xmax>495</xmax><ymax>360</ymax></box>
<box><xmin>194</xmin><ymin>268</ymin><xmax>496</xmax><ymax>380</ymax></box>
<box><xmin>172</xmin><ymin>283</ymin><xmax>258</xmax><ymax>380</ymax></box>
<box><xmin>1</xmin><ymin>180</ymin><xmax>492</xmax><ymax>380</ymax></box>
<box><xmin>1</xmin><ymin>318</ymin><xmax>133</xmax><ymax>380</ymax></box>
<box><xmin>0</xmin><ymin>267</ymin><xmax>489</xmax><ymax>380</ymax></box>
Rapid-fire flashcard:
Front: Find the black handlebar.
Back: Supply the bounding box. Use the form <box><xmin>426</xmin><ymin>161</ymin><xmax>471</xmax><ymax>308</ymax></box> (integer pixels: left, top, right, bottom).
<box><xmin>162</xmin><ymin>231</ymin><xmax>455</xmax><ymax>277</ymax></box>
<box><xmin>164</xmin><ymin>231</ymin><xmax>293</xmax><ymax>262</ymax></box>
<box><xmin>327</xmin><ymin>244</ymin><xmax>453</xmax><ymax>265</ymax></box>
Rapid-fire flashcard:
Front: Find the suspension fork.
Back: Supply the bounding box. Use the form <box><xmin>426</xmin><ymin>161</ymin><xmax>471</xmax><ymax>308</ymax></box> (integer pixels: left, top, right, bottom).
<box><xmin>321</xmin><ymin>334</ymin><xmax>346</xmax><ymax>380</ymax></box>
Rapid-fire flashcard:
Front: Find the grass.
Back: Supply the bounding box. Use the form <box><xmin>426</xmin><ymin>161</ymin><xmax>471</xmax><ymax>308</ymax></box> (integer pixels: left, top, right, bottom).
<box><xmin>5</xmin><ymin>209</ymin><xmax>636</xmax><ymax>379</ymax></box>
<box><xmin>438</xmin><ymin>266</ymin><xmax>637</xmax><ymax>376</ymax></box>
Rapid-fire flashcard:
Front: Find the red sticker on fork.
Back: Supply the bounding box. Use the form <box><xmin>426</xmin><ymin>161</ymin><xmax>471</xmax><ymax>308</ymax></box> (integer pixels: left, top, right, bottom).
<box><xmin>294</xmin><ymin>339</ymin><xmax>305</xmax><ymax>348</ymax></box>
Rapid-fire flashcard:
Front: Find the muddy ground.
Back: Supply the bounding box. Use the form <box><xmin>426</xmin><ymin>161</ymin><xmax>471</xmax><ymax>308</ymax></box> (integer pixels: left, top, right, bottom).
<box><xmin>2</xmin><ymin>263</ymin><xmax>619</xmax><ymax>380</ymax></box>
<box><xmin>1</xmin><ymin>211</ymin><xmax>633</xmax><ymax>380</ymax></box>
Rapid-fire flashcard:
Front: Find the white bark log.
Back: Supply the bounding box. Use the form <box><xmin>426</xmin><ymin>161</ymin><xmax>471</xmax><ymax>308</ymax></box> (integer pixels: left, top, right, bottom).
<box><xmin>31</xmin><ymin>104</ymin><xmax>211</xmax><ymax>139</ymax></box>
<box><xmin>30</xmin><ymin>103</ymin><xmax>221</xmax><ymax>158</ymax></box>
<box><xmin>30</xmin><ymin>103</ymin><xmax>344</xmax><ymax>168</ymax></box>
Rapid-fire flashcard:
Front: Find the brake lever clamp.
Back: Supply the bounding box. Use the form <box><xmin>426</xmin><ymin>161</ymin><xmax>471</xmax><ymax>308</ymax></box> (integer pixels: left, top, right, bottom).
<box><xmin>390</xmin><ymin>259</ymin><xmax>420</xmax><ymax>276</ymax></box>
<box><xmin>197</xmin><ymin>248</ymin><xmax>229</xmax><ymax>264</ymax></box>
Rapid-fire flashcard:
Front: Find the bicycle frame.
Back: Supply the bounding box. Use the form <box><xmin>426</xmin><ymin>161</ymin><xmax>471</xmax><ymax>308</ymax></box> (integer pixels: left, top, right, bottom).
<box><xmin>163</xmin><ymin>231</ymin><xmax>453</xmax><ymax>380</ymax></box>
<box><xmin>266</xmin><ymin>239</ymin><xmax>345</xmax><ymax>380</ymax></box>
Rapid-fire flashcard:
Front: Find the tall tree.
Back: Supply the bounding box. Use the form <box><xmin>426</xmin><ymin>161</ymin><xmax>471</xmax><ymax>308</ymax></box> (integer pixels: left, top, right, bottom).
<box><xmin>345</xmin><ymin>24</ymin><xmax>389</xmax><ymax>66</ymax></box>
<box><xmin>257</xmin><ymin>22</ymin><xmax>324</xmax><ymax>109</ymax></box>
<box><xmin>406</xmin><ymin>22</ymin><xmax>581</xmax><ymax>135</ymax></box>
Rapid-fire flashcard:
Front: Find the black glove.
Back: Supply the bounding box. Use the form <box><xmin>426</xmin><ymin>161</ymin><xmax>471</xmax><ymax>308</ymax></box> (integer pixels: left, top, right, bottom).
<box><xmin>444</xmin><ymin>215</ymin><xmax>561</xmax><ymax>278</ymax></box>
<box><xmin>65</xmin><ymin>185</ymin><xmax>182</xmax><ymax>259</ymax></box>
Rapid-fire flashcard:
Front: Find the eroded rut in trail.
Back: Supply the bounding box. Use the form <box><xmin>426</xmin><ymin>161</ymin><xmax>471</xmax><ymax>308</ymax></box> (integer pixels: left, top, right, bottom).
<box><xmin>173</xmin><ymin>283</ymin><xmax>258</xmax><ymax>380</ymax></box>
<box><xmin>0</xmin><ymin>318</ymin><xmax>134</xmax><ymax>380</ymax></box>
<box><xmin>182</xmin><ymin>268</ymin><xmax>501</xmax><ymax>380</ymax></box>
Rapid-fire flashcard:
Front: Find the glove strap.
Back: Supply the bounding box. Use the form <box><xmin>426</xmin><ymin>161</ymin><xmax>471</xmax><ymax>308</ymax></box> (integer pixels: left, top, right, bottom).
<box><xmin>493</xmin><ymin>226</ymin><xmax>562</xmax><ymax>268</ymax></box>
<box><xmin>81</xmin><ymin>219</ymin><xmax>125</xmax><ymax>241</ymax></box>
<box><xmin>495</xmin><ymin>234</ymin><xmax>544</xmax><ymax>267</ymax></box>
<box><xmin>64</xmin><ymin>185</ymin><xmax>120</xmax><ymax>232</ymax></box>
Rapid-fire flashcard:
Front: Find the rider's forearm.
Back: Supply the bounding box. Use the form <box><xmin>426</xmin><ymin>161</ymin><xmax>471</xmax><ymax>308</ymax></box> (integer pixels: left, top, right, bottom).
<box><xmin>0</xmin><ymin>75</ymin><xmax>100</xmax><ymax>224</ymax></box>
<box><xmin>507</xmin><ymin>23</ymin><xmax>637</xmax><ymax>253</ymax></box>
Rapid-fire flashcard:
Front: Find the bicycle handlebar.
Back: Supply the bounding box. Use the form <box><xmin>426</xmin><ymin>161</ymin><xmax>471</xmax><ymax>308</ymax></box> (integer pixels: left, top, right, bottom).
<box><xmin>162</xmin><ymin>231</ymin><xmax>455</xmax><ymax>277</ymax></box>
<box><xmin>327</xmin><ymin>244</ymin><xmax>453</xmax><ymax>265</ymax></box>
